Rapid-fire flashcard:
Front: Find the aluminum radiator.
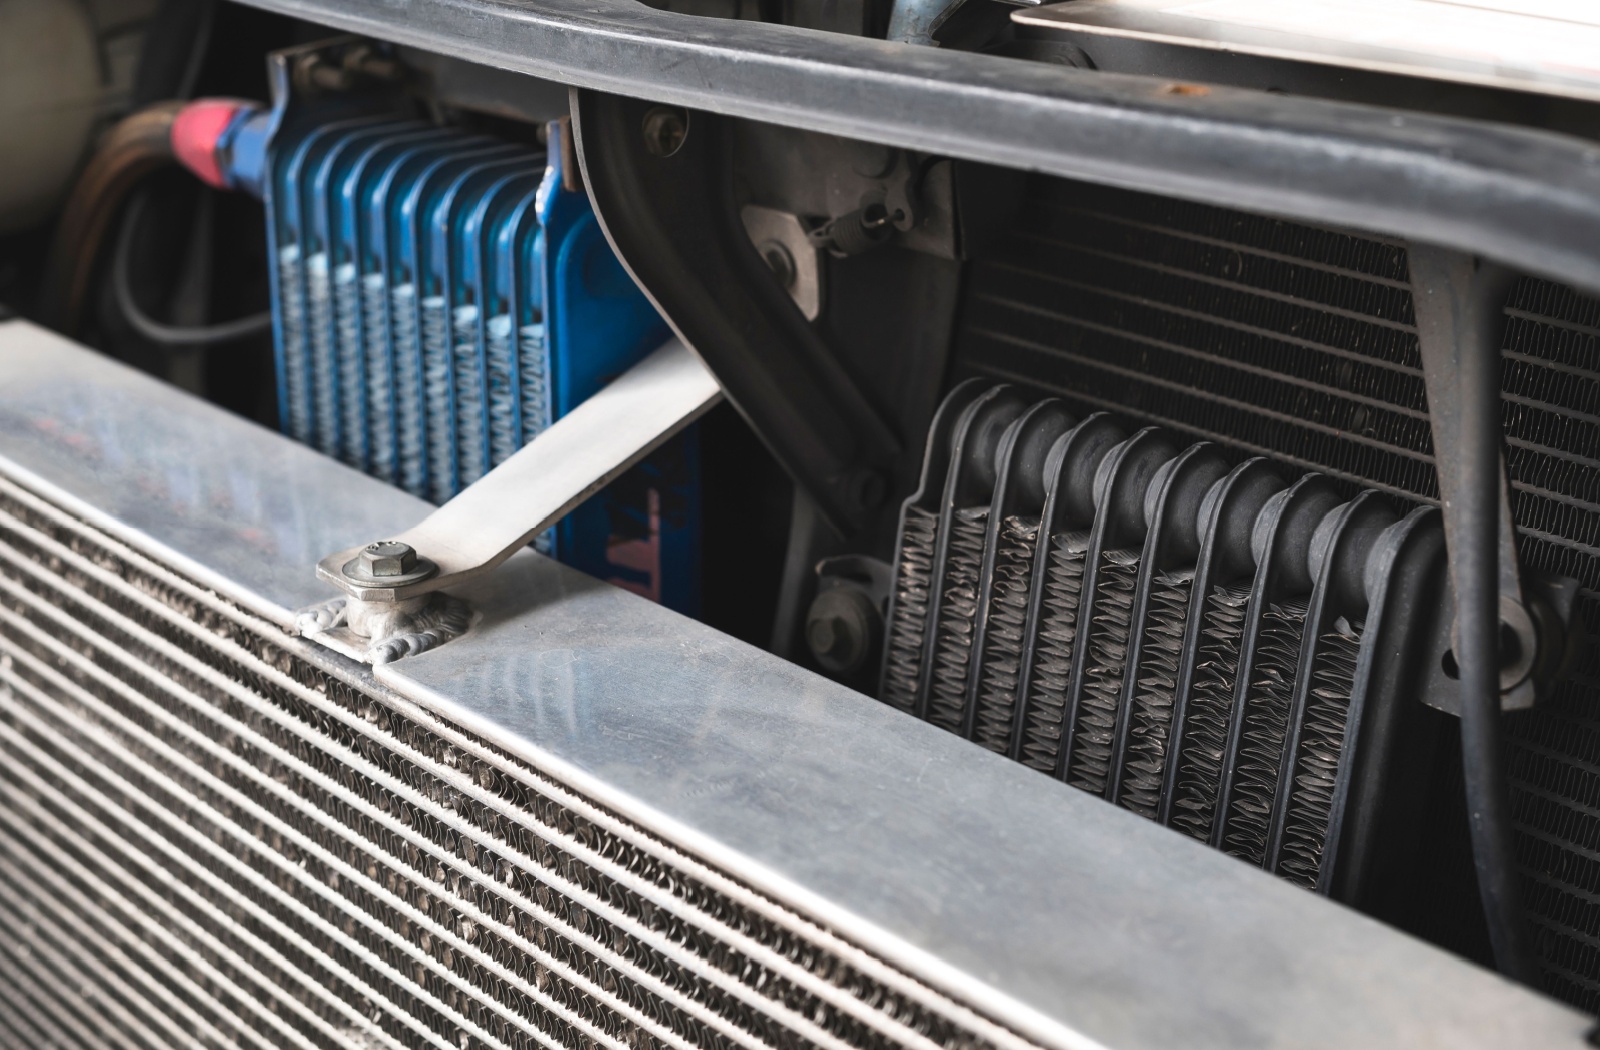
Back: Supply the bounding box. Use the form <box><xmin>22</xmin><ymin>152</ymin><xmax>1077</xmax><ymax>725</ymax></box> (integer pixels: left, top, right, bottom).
<box><xmin>0</xmin><ymin>319</ymin><xmax>1582</xmax><ymax>1050</ymax></box>
<box><xmin>943</xmin><ymin>176</ymin><xmax>1600</xmax><ymax>1009</ymax></box>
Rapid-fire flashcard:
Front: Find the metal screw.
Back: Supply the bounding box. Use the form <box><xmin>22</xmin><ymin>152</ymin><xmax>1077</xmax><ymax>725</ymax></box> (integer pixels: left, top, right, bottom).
<box><xmin>359</xmin><ymin>541</ymin><xmax>418</xmax><ymax>578</ymax></box>
<box><xmin>641</xmin><ymin>107</ymin><xmax>689</xmax><ymax>158</ymax></box>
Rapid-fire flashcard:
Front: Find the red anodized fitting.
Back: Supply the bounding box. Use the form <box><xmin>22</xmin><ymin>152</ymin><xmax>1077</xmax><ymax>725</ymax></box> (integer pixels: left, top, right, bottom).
<box><xmin>170</xmin><ymin>98</ymin><xmax>253</xmax><ymax>189</ymax></box>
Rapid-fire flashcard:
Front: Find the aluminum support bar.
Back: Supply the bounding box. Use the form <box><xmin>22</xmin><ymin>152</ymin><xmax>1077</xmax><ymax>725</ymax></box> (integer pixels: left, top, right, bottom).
<box><xmin>316</xmin><ymin>338</ymin><xmax>722</xmax><ymax>603</ymax></box>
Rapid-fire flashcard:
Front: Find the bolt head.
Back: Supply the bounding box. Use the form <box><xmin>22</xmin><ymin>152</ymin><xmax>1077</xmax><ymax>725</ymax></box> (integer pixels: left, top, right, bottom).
<box><xmin>807</xmin><ymin>615</ymin><xmax>844</xmax><ymax>657</ymax></box>
<box><xmin>359</xmin><ymin>541</ymin><xmax>417</xmax><ymax>578</ymax></box>
<box><xmin>641</xmin><ymin>106</ymin><xmax>689</xmax><ymax>158</ymax></box>
<box><xmin>804</xmin><ymin>585</ymin><xmax>881</xmax><ymax>676</ymax></box>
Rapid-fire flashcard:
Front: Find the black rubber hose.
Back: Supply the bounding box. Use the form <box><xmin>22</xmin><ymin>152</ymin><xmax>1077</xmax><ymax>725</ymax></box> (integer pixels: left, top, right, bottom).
<box><xmin>114</xmin><ymin>193</ymin><xmax>271</xmax><ymax>348</ymax></box>
<box><xmin>38</xmin><ymin>102</ymin><xmax>185</xmax><ymax>336</ymax></box>
<box><xmin>1457</xmin><ymin>263</ymin><xmax>1539</xmax><ymax>985</ymax></box>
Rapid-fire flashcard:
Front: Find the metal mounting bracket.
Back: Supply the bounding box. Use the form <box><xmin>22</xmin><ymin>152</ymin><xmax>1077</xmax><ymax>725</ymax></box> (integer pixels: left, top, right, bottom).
<box><xmin>302</xmin><ymin>339</ymin><xmax>722</xmax><ymax>660</ymax></box>
<box><xmin>1409</xmin><ymin>246</ymin><xmax>1573</xmax><ymax>711</ymax></box>
<box><xmin>571</xmin><ymin>89</ymin><xmax>900</xmax><ymax>537</ymax></box>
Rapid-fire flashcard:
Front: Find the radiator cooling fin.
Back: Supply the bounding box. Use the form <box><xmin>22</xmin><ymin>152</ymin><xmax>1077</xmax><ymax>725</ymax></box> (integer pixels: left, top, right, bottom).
<box><xmin>1017</xmin><ymin>532</ymin><xmax>1087</xmax><ymax>773</ymax></box>
<box><xmin>928</xmin><ymin>507</ymin><xmax>989</xmax><ymax>733</ymax></box>
<box><xmin>1117</xmin><ymin>569</ymin><xmax>1191</xmax><ymax>819</ymax></box>
<box><xmin>1165</xmin><ymin>584</ymin><xmax>1249</xmax><ymax>843</ymax></box>
<box><xmin>1221</xmin><ymin>596</ymin><xmax>1309</xmax><ymax>864</ymax></box>
<box><xmin>1277</xmin><ymin>620</ymin><xmax>1365</xmax><ymax>890</ymax></box>
<box><xmin>880</xmin><ymin>506</ymin><xmax>936</xmax><ymax>715</ymax></box>
<box><xmin>1070</xmin><ymin>547</ymin><xmax>1138</xmax><ymax>796</ymax></box>
<box><xmin>971</xmin><ymin>514</ymin><xmax>1040</xmax><ymax>754</ymax></box>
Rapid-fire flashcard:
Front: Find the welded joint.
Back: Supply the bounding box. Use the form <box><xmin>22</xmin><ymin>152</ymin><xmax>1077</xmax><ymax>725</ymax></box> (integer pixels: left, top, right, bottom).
<box><xmin>297</xmin><ymin>593</ymin><xmax>473</xmax><ymax>665</ymax></box>
<box><xmin>301</xmin><ymin>339</ymin><xmax>722</xmax><ymax>664</ymax></box>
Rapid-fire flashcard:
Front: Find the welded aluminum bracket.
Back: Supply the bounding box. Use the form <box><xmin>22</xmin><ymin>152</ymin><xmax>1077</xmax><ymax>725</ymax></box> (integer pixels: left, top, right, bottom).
<box><xmin>302</xmin><ymin>338</ymin><xmax>723</xmax><ymax>661</ymax></box>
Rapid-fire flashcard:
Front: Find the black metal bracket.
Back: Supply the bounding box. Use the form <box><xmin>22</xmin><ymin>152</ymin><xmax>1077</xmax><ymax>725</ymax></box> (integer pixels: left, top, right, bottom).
<box><xmin>1409</xmin><ymin>246</ymin><xmax>1577</xmax><ymax>712</ymax></box>
<box><xmin>1409</xmin><ymin>243</ymin><xmax>1541</xmax><ymax>984</ymax></box>
<box><xmin>571</xmin><ymin>89</ymin><xmax>900</xmax><ymax>536</ymax></box>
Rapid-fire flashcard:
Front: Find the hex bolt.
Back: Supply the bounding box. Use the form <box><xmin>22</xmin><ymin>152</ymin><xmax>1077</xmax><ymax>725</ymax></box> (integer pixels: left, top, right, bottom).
<box><xmin>359</xmin><ymin>541</ymin><xmax>418</xmax><ymax>578</ymax></box>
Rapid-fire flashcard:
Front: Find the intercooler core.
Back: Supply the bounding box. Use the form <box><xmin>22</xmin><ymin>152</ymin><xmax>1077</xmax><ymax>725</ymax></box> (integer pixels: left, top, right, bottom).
<box><xmin>0</xmin><ymin>468</ymin><xmax>1024</xmax><ymax>1050</ymax></box>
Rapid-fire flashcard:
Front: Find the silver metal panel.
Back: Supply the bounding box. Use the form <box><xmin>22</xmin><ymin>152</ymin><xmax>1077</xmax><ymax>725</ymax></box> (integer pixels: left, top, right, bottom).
<box><xmin>1013</xmin><ymin>0</ymin><xmax>1600</xmax><ymax>104</ymax></box>
<box><xmin>0</xmin><ymin>320</ymin><xmax>429</xmax><ymax>622</ymax></box>
<box><xmin>0</xmin><ymin>319</ymin><xmax>1588</xmax><ymax>1048</ymax></box>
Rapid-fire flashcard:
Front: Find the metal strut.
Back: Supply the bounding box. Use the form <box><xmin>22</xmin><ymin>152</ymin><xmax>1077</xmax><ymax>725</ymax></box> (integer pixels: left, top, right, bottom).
<box><xmin>303</xmin><ymin>339</ymin><xmax>722</xmax><ymax>661</ymax></box>
<box><xmin>1409</xmin><ymin>246</ymin><xmax>1538</xmax><ymax>984</ymax></box>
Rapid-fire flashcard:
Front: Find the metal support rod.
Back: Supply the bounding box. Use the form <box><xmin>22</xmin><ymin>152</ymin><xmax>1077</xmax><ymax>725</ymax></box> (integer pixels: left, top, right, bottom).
<box><xmin>1456</xmin><ymin>276</ymin><xmax>1538</xmax><ymax>986</ymax></box>
<box><xmin>1411</xmin><ymin>246</ymin><xmax>1537</xmax><ymax>985</ymax></box>
<box><xmin>886</xmin><ymin>0</ymin><xmax>970</xmax><ymax>45</ymax></box>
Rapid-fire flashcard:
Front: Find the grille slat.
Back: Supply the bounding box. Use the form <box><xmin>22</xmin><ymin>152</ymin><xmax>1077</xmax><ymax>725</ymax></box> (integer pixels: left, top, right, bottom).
<box><xmin>0</xmin><ymin>668</ymin><xmax>479</xmax><ymax>1050</ymax></box>
<box><xmin>0</xmin><ymin>810</ymin><xmax>363</xmax><ymax>1050</ymax></box>
<box><xmin>0</xmin><ymin>494</ymin><xmax>924</xmax><ymax>1050</ymax></box>
<box><xmin>0</xmin><ymin>542</ymin><xmax>783</xmax><ymax>1050</ymax></box>
<box><xmin>0</xmin><ymin>843</ymin><xmax>205</xmax><ymax>1050</ymax></box>
<box><xmin>0</xmin><ymin>900</ymin><xmax>154</xmax><ymax>1050</ymax></box>
<box><xmin>0</xmin><ymin>536</ymin><xmax>824</xmax><ymax>1050</ymax></box>
<box><xmin>0</xmin><ymin>977</ymin><xmax>65</xmax><ymax>1050</ymax></box>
